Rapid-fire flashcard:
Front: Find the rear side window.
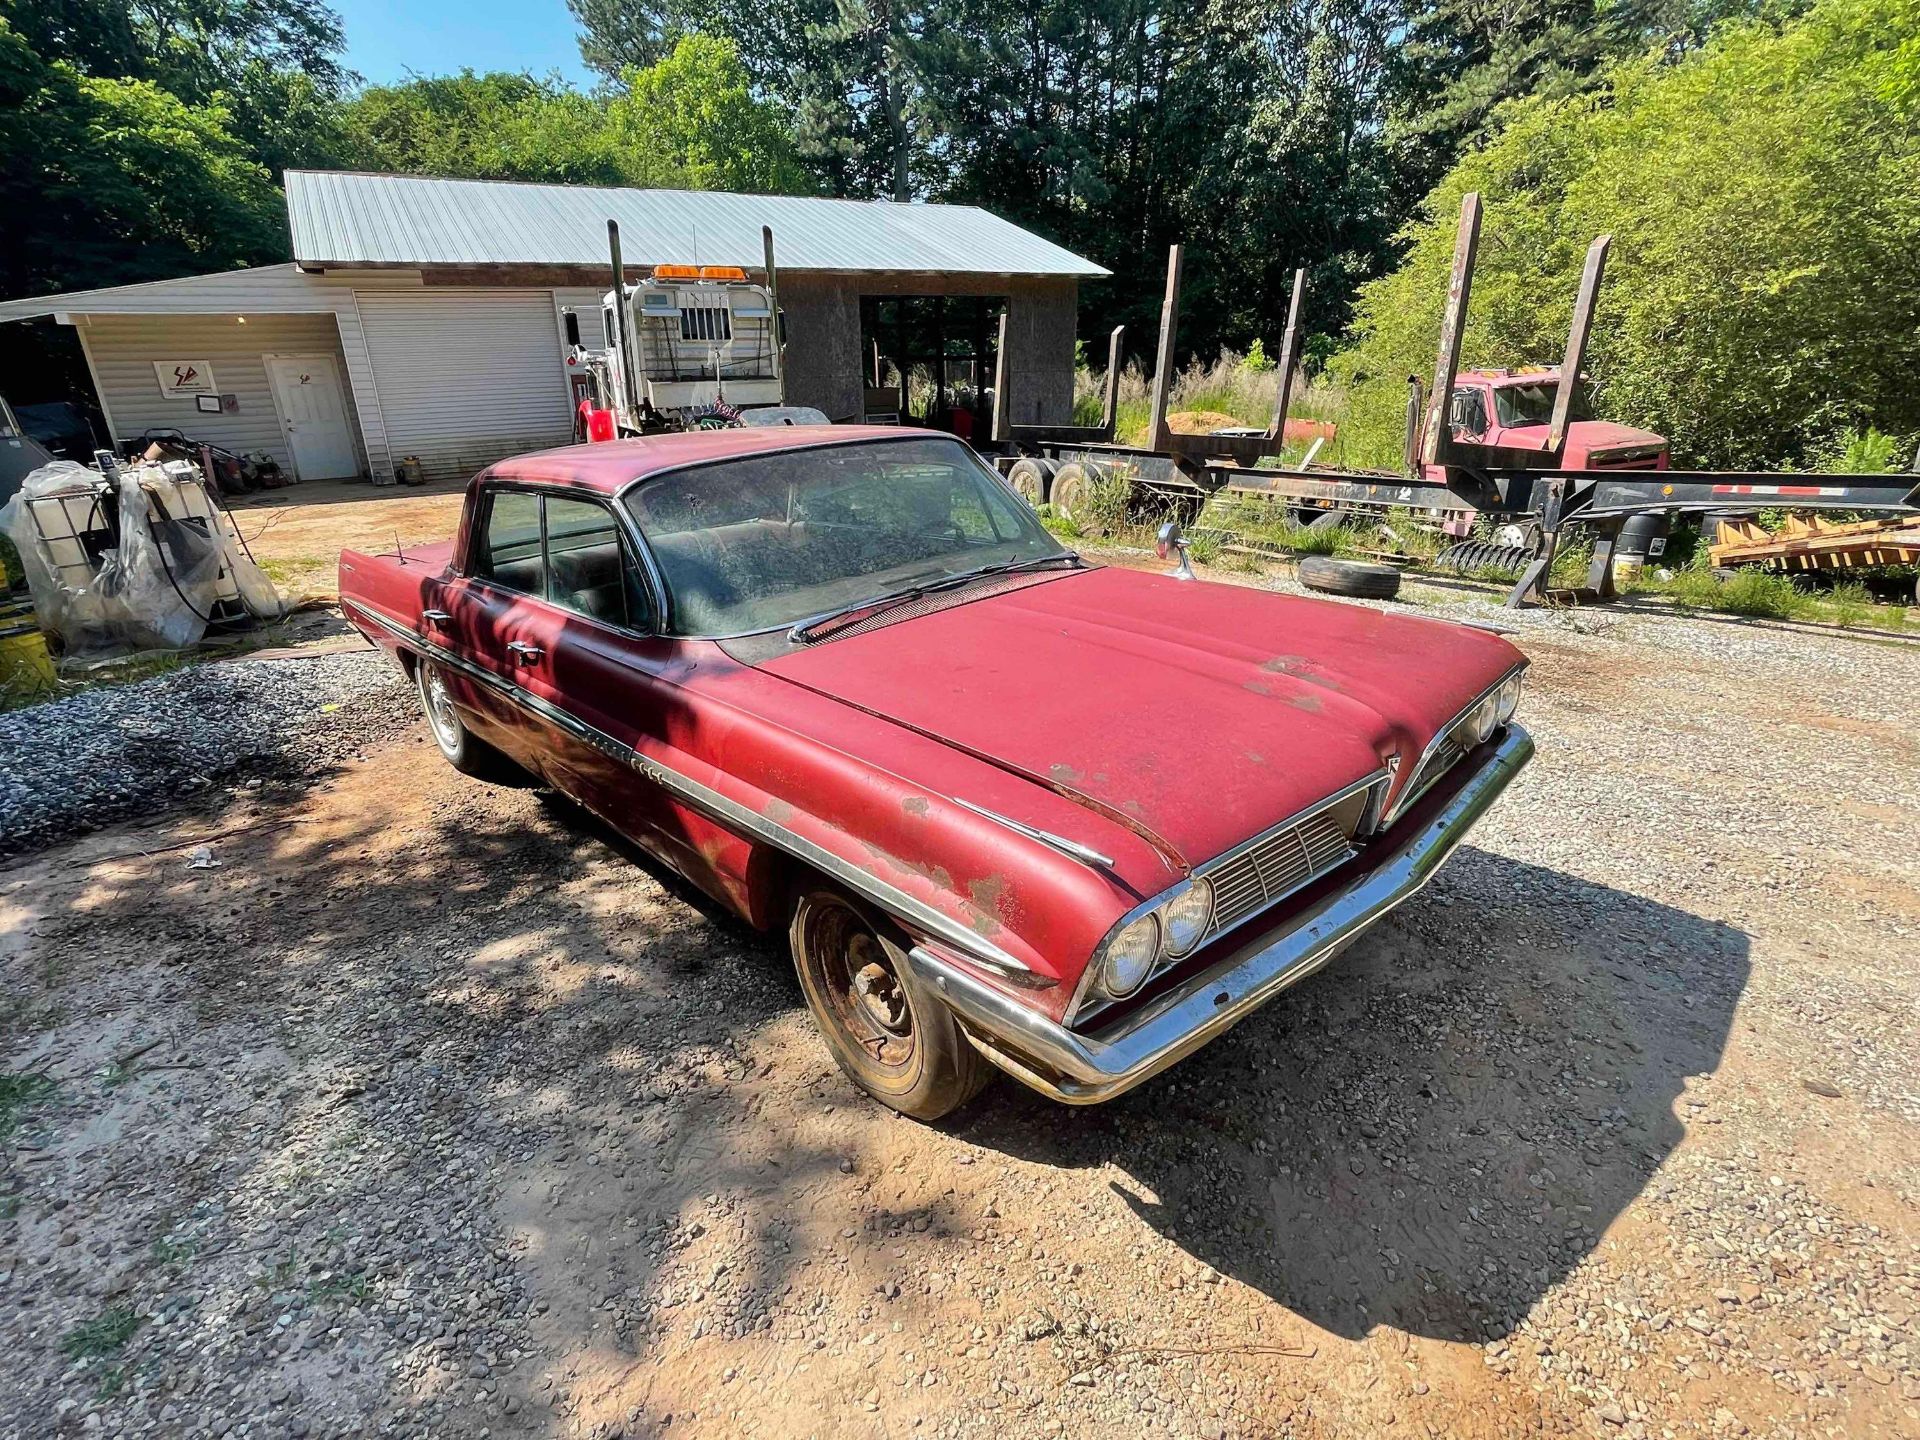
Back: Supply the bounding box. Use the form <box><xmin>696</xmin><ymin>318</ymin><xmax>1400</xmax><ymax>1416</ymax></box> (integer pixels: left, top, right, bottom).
<box><xmin>544</xmin><ymin>495</ymin><xmax>647</xmax><ymax>629</ymax></box>
<box><xmin>476</xmin><ymin>490</ymin><xmax>543</xmax><ymax>594</ymax></box>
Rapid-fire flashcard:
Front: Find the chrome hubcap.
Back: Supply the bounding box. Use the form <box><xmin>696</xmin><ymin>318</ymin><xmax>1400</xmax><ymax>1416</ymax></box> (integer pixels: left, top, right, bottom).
<box><xmin>423</xmin><ymin>669</ymin><xmax>461</xmax><ymax>750</ymax></box>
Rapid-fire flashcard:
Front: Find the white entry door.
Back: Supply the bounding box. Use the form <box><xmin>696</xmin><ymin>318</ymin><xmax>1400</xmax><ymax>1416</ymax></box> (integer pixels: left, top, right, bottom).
<box><xmin>265</xmin><ymin>354</ymin><xmax>358</xmax><ymax>480</ymax></box>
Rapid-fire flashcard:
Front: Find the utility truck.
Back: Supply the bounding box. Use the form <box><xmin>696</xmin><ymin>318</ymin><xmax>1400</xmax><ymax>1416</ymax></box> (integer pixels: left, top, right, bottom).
<box><xmin>565</xmin><ymin>221</ymin><xmax>787</xmax><ymax>436</ymax></box>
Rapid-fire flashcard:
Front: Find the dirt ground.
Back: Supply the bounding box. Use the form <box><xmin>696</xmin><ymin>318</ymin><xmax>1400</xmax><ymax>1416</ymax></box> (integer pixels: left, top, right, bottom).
<box><xmin>227</xmin><ymin>479</ymin><xmax>469</xmax><ymax>604</ymax></box>
<box><xmin>1</xmin><ymin>502</ymin><xmax>1916</xmax><ymax>1439</ymax></box>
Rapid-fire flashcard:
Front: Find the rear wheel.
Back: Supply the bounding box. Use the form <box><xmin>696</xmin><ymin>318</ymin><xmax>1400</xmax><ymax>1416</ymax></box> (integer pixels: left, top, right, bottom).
<box><xmin>416</xmin><ymin>659</ymin><xmax>521</xmax><ymax>781</ymax></box>
<box><xmin>790</xmin><ymin>887</ymin><xmax>991</xmax><ymax>1121</ymax></box>
<box><xmin>1006</xmin><ymin>457</ymin><xmax>1054</xmax><ymax>509</ymax></box>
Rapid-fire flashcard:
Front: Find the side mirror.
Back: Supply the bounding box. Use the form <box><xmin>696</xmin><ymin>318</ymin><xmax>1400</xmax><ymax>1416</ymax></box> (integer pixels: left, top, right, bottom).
<box><xmin>1156</xmin><ymin>520</ymin><xmax>1197</xmax><ymax>581</ymax></box>
<box><xmin>563</xmin><ymin>309</ymin><xmax>582</xmax><ymax>349</ymax></box>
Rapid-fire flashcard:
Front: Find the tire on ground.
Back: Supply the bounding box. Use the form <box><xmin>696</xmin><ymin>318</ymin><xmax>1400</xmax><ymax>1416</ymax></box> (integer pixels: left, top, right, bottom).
<box><xmin>415</xmin><ymin>659</ymin><xmax>523</xmax><ymax>782</ymax></box>
<box><xmin>789</xmin><ymin>886</ymin><xmax>992</xmax><ymax>1122</ymax></box>
<box><xmin>1006</xmin><ymin>457</ymin><xmax>1055</xmax><ymax>509</ymax></box>
<box><xmin>1048</xmin><ymin>462</ymin><xmax>1100</xmax><ymax>531</ymax></box>
<box><xmin>1297</xmin><ymin>555</ymin><xmax>1402</xmax><ymax>601</ymax></box>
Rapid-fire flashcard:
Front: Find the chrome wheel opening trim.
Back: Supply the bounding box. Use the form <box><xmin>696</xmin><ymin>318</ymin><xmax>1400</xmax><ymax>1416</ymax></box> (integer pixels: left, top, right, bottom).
<box><xmin>900</xmin><ymin>725</ymin><xmax>1534</xmax><ymax>1104</ymax></box>
<box><xmin>343</xmin><ymin>600</ymin><xmax>1033</xmax><ymax>977</ymax></box>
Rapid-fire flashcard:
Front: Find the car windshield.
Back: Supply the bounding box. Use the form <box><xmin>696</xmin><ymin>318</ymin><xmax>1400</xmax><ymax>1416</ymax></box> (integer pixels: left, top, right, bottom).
<box><xmin>1492</xmin><ymin>380</ymin><xmax>1594</xmax><ymax>428</ymax></box>
<box><xmin>623</xmin><ymin>436</ymin><xmax>1070</xmax><ymax>636</ymax></box>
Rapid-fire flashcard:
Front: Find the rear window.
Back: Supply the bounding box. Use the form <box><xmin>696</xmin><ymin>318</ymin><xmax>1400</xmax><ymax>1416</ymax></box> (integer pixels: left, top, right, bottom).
<box><xmin>476</xmin><ymin>490</ymin><xmax>542</xmax><ymax>594</ymax></box>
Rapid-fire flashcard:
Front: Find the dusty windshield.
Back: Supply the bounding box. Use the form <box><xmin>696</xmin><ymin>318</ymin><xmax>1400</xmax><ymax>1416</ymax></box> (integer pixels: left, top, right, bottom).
<box><xmin>624</xmin><ymin>436</ymin><xmax>1070</xmax><ymax>636</ymax></box>
<box><xmin>1492</xmin><ymin>380</ymin><xmax>1594</xmax><ymax>428</ymax></box>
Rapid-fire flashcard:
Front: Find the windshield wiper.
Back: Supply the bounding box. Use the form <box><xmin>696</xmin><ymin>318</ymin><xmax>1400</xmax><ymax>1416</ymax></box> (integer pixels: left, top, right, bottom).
<box><xmin>788</xmin><ymin>551</ymin><xmax>1084</xmax><ymax>644</ymax></box>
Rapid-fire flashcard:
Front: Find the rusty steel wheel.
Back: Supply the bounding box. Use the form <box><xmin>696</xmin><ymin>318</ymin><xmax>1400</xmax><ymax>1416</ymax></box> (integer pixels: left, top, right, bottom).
<box><xmin>789</xmin><ymin>887</ymin><xmax>991</xmax><ymax>1121</ymax></box>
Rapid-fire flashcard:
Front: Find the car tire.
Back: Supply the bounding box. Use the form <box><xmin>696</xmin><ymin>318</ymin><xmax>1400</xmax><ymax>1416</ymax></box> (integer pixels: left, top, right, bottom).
<box><xmin>415</xmin><ymin>658</ymin><xmax>521</xmax><ymax>781</ymax></box>
<box><xmin>1297</xmin><ymin>555</ymin><xmax>1402</xmax><ymax>600</ymax></box>
<box><xmin>1006</xmin><ymin>457</ymin><xmax>1054</xmax><ymax>509</ymax></box>
<box><xmin>790</xmin><ymin>886</ymin><xmax>992</xmax><ymax>1121</ymax></box>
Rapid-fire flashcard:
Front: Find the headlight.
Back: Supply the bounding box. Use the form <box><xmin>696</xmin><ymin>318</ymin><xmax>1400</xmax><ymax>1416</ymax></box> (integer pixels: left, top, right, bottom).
<box><xmin>1495</xmin><ymin>672</ymin><xmax>1523</xmax><ymax>724</ymax></box>
<box><xmin>1102</xmin><ymin>913</ymin><xmax>1161</xmax><ymax>998</ymax></box>
<box><xmin>1161</xmin><ymin>879</ymin><xmax>1213</xmax><ymax>957</ymax></box>
<box><xmin>1459</xmin><ymin>693</ymin><xmax>1499</xmax><ymax>746</ymax></box>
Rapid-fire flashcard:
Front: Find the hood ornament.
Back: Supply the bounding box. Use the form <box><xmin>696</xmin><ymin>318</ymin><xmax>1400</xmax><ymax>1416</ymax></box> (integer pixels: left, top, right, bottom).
<box><xmin>1156</xmin><ymin>521</ymin><xmax>1197</xmax><ymax>581</ymax></box>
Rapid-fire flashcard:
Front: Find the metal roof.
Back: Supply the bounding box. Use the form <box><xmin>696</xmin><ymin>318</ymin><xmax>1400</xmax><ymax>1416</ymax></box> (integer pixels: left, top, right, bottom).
<box><xmin>285</xmin><ymin>171</ymin><xmax>1109</xmax><ymax>278</ymax></box>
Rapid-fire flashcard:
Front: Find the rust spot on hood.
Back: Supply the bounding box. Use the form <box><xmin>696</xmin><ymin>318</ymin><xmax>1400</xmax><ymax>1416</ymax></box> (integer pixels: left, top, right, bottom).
<box><xmin>1049</xmin><ymin>762</ymin><xmax>1084</xmax><ymax>784</ymax></box>
<box><xmin>1289</xmin><ymin>692</ymin><xmax>1324</xmax><ymax>714</ymax></box>
<box><xmin>901</xmin><ymin>796</ymin><xmax>930</xmax><ymax>818</ymax></box>
<box><xmin>968</xmin><ymin>874</ymin><xmax>1010</xmax><ymax>918</ymax></box>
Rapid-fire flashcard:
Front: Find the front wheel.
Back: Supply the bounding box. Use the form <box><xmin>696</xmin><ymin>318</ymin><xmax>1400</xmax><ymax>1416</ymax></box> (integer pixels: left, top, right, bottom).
<box><xmin>415</xmin><ymin>658</ymin><xmax>521</xmax><ymax>781</ymax></box>
<box><xmin>789</xmin><ymin>888</ymin><xmax>991</xmax><ymax>1121</ymax></box>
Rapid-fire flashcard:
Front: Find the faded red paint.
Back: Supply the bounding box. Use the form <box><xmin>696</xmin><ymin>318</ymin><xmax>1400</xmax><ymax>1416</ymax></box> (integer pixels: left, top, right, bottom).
<box><xmin>339</xmin><ymin>432</ymin><xmax>1524</xmax><ymax>1024</ymax></box>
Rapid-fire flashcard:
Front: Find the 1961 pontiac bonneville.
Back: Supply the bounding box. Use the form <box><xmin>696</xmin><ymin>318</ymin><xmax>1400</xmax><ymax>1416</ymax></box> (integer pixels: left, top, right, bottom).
<box><xmin>339</xmin><ymin>428</ymin><xmax>1531</xmax><ymax>1119</ymax></box>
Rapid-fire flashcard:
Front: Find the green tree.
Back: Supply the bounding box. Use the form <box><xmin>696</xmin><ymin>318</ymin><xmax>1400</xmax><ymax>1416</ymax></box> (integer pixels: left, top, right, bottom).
<box><xmin>1335</xmin><ymin>0</ymin><xmax>1920</xmax><ymax>469</ymax></box>
<box><xmin>608</xmin><ymin>35</ymin><xmax>815</xmax><ymax>191</ymax></box>
<box><xmin>340</xmin><ymin>39</ymin><xmax>811</xmax><ymax>193</ymax></box>
<box><xmin>0</xmin><ymin>20</ymin><xmax>282</xmax><ymax>299</ymax></box>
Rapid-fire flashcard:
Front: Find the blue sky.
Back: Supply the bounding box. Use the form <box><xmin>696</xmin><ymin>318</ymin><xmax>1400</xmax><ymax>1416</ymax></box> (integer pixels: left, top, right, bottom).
<box><xmin>331</xmin><ymin>0</ymin><xmax>596</xmax><ymax>87</ymax></box>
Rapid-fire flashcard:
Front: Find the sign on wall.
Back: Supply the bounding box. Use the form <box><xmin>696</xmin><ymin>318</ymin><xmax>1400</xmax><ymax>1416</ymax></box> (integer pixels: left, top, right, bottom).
<box><xmin>154</xmin><ymin>360</ymin><xmax>216</xmax><ymax>398</ymax></box>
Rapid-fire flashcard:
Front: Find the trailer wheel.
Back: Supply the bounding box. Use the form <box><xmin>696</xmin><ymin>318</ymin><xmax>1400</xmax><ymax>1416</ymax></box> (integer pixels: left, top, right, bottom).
<box><xmin>1298</xmin><ymin>555</ymin><xmax>1402</xmax><ymax>601</ymax></box>
<box><xmin>1006</xmin><ymin>457</ymin><xmax>1054</xmax><ymax>509</ymax></box>
<box><xmin>1049</xmin><ymin>463</ymin><xmax>1100</xmax><ymax>531</ymax></box>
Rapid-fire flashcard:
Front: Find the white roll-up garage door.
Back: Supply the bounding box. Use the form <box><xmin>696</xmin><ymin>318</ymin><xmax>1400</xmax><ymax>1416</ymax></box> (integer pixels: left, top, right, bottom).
<box><xmin>357</xmin><ymin>289</ymin><xmax>573</xmax><ymax>483</ymax></box>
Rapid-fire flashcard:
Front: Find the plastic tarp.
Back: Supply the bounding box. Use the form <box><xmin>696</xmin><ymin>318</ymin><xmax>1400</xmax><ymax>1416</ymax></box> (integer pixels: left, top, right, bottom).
<box><xmin>0</xmin><ymin>459</ymin><xmax>286</xmax><ymax>656</ymax></box>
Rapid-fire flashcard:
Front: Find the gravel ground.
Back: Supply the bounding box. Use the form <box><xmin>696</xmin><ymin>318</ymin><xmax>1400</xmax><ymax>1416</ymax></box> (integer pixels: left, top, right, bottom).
<box><xmin>0</xmin><ymin>651</ymin><xmax>410</xmax><ymax>860</ymax></box>
<box><xmin>0</xmin><ymin>585</ymin><xmax>1915</xmax><ymax>1440</ymax></box>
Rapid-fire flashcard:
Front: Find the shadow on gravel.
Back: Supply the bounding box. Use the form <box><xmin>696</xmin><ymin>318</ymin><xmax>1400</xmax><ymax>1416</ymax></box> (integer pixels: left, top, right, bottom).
<box><xmin>958</xmin><ymin>847</ymin><xmax>1750</xmax><ymax>1344</ymax></box>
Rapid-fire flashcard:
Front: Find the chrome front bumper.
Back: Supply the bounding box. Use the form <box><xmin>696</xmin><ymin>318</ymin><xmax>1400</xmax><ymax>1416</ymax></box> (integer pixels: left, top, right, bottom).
<box><xmin>901</xmin><ymin>725</ymin><xmax>1534</xmax><ymax>1104</ymax></box>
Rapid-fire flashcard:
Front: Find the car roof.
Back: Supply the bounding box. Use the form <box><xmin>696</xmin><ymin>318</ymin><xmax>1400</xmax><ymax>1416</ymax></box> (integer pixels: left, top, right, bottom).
<box><xmin>480</xmin><ymin>425</ymin><xmax>952</xmax><ymax>495</ymax></box>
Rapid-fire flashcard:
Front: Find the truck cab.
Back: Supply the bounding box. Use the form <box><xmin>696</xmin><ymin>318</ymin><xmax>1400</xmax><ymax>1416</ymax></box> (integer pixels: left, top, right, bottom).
<box><xmin>576</xmin><ymin>263</ymin><xmax>783</xmax><ymax>433</ymax></box>
<box><xmin>1447</xmin><ymin>367</ymin><xmax>1668</xmax><ymax>470</ymax></box>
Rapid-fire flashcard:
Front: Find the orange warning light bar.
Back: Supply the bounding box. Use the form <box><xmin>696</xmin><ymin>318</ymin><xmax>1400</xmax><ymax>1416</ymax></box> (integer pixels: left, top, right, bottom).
<box><xmin>651</xmin><ymin>264</ymin><xmax>700</xmax><ymax>281</ymax></box>
<box><xmin>699</xmin><ymin>265</ymin><xmax>748</xmax><ymax>281</ymax></box>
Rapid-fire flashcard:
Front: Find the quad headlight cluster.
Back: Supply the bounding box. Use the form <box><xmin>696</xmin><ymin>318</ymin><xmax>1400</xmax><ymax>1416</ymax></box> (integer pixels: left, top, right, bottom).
<box><xmin>1457</xmin><ymin>670</ymin><xmax>1525</xmax><ymax>748</ymax></box>
<box><xmin>1097</xmin><ymin>875</ymin><xmax>1215</xmax><ymax>1000</ymax></box>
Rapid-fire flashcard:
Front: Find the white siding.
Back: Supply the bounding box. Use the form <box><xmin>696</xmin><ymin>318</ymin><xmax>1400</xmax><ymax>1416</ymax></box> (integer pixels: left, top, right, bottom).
<box><xmin>80</xmin><ymin>312</ymin><xmax>366</xmax><ymax>476</ymax></box>
<box><xmin>357</xmin><ymin>289</ymin><xmax>574</xmax><ymax>483</ymax></box>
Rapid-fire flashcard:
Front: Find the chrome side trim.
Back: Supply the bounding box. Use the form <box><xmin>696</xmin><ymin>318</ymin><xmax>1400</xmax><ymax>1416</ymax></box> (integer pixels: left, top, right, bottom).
<box><xmin>901</xmin><ymin>725</ymin><xmax>1533</xmax><ymax>1104</ymax></box>
<box><xmin>950</xmin><ymin>798</ymin><xmax>1115</xmax><ymax>869</ymax></box>
<box><xmin>341</xmin><ymin>599</ymin><xmax>1035</xmax><ymax>977</ymax></box>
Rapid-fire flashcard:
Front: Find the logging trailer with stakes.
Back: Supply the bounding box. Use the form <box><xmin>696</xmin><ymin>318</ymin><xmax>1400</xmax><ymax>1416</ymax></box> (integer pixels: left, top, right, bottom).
<box><xmin>988</xmin><ymin>193</ymin><xmax>1920</xmax><ymax>608</ymax></box>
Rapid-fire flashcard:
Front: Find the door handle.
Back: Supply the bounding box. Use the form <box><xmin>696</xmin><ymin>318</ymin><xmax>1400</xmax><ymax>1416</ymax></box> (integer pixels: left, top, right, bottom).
<box><xmin>422</xmin><ymin>609</ymin><xmax>452</xmax><ymax>624</ymax></box>
<box><xmin>506</xmin><ymin>641</ymin><xmax>544</xmax><ymax>661</ymax></box>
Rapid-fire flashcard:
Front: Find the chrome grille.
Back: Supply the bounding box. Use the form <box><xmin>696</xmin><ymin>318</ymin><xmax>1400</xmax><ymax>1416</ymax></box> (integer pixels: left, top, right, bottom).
<box><xmin>1206</xmin><ymin>809</ymin><xmax>1354</xmax><ymax>931</ymax></box>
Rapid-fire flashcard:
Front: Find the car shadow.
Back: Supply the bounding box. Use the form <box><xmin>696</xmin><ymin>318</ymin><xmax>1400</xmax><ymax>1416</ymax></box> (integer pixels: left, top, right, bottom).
<box><xmin>954</xmin><ymin>847</ymin><xmax>1749</xmax><ymax>1344</ymax></box>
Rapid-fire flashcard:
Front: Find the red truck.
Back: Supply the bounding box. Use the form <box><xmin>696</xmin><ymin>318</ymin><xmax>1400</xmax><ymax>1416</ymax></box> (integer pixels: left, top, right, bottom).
<box><xmin>338</xmin><ymin>427</ymin><xmax>1532</xmax><ymax>1118</ymax></box>
<box><xmin>1440</xmin><ymin>367</ymin><xmax>1668</xmax><ymax>473</ymax></box>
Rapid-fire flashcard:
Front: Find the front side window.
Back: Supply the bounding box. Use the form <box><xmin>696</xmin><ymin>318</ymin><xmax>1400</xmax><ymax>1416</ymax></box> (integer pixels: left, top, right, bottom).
<box><xmin>544</xmin><ymin>494</ymin><xmax>646</xmax><ymax>629</ymax></box>
<box><xmin>624</xmin><ymin>437</ymin><xmax>1067</xmax><ymax>636</ymax></box>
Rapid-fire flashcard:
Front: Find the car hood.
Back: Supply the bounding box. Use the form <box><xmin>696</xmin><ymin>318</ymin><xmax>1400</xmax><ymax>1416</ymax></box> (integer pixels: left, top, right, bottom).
<box><xmin>754</xmin><ymin>566</ymin><xmax>1524</xmax><ymax>869</ymax></box>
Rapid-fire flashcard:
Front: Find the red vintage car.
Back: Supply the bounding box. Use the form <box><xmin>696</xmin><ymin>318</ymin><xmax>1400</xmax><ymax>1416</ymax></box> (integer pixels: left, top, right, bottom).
<box><xmin>338</xmin><ymin>428</ymin><xmax>1532</xmax><ymax>1119</ymax></box>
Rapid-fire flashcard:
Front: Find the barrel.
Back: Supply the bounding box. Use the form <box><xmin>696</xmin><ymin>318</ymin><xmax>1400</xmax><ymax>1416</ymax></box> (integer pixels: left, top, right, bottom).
<box><xmin>0</xmin><ymin>621</ymin><xmax>56</xmax><ymax>705</ymax></box>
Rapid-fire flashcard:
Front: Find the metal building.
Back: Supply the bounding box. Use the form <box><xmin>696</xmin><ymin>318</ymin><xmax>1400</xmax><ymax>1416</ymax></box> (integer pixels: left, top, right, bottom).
<box><xmin>0</xmin><ymin>172</ymin><xmax>1107</xmax><ymax>484</ymax></box>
